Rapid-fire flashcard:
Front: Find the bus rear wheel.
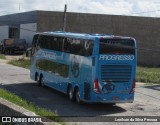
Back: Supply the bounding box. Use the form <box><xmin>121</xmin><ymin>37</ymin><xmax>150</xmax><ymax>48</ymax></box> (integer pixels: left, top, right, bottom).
<box><xmin>75</xmin><ymin>88</ymin><xmax>82</xmax><ymax>104</ymax></box>
<box><xmin>67</xmin><ymin>85</ymin><xmax>75</xmax><ymax>101</ymax></box>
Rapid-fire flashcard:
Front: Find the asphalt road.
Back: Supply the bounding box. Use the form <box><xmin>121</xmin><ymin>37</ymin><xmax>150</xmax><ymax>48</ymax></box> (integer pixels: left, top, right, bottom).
<box><xmin>0</xmin><ymin>61</ymin><xmax>160</xmax><ymax>125</ymax></box>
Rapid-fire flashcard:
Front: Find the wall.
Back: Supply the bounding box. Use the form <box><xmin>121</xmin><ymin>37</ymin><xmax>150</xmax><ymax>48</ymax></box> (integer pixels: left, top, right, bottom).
<box><xmin>37</xmin><ymin>11</ymin><xmax>63</xmax><ymax>32</ymax></box>
<box><xmin>0</xmin><ymin>25</ymin><xmax>9</xmax><ymax>44</ymax></box>
<box><xmin>20</xmin><ymin>23</ymin><xmax>37</xmax><ymax>47</ymax></box>
<box><xmin>37</xmin><ymin>11</ymin><xmax>160</xmax><ymax>67</ymax></box>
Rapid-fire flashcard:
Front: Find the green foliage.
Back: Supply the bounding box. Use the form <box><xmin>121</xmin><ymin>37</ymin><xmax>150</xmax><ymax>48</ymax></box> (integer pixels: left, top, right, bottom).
<box><xmin>8</xmin><ymin>58</ymin><xmax>30</xmax><ymax>69</ymax></box>
<box><xmin>136</xmin><ymin>67</ymin><xmax>160</xmax><ymax>84</ymax></box>
<box><xmin>0</xmin><ymin>88</ymin><xmax>65</xmax><ymax>124</ymax></box>
<box><xmin>0</xmin><ymin>54</ymin><xmax>6</xmax><ymax>59</ymax></box>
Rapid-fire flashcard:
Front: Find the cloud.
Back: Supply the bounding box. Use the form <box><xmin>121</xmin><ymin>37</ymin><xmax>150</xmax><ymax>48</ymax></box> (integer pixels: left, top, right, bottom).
<box><xmin>0</xmin><ymin>0</ymin><xmax>159</xmax><ymax>17</ymax></box>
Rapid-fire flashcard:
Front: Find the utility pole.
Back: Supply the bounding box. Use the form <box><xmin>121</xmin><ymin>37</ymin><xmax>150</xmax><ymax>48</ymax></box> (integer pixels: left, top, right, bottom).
<box><xmin>19</xmin><ymin>2</ymin><xmax>20</xmax><ymax>11</ymax></box>
<box><xmin>62</xmin><ymin>4</ymin><xmax>67</xmax><ymax>32</ymax></box>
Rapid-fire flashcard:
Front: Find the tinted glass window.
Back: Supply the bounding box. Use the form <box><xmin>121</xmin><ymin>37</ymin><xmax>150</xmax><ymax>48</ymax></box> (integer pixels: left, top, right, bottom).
<box><xmin>37</xmin><ymin>35</ymin><xmax>94</xmax><ymax>56</ymax></box>
<box><xmin>63</xmin><ymin>38</ymin><xmax>72</xmax><ymax>53</ymax></box>
<box><xmin>37</xmin><ymin>35</ymin><xmax>46</xmax><ymax>49</ymax></box>
<box><xmin>100</xmin><ymin>39</ymin><xmax>135</xmax><ymax>54</ymax></box>
<box><xmin>63</xmin><ymin>38</ymin><xmax>94</xmax><ymax>56</ymax></box>
<box><xmin>37</xmin><ymin>35</ymin><xmax>63</xmax><ymax>51</ymax></box>
<box><xmin>71</xmin><ymin>39</ymin><xmax>85</xmax><ymax>56</ymax></box>
<box><xmin>47</xmin><ymin>36</ymin><xmax>63</xmax><ymax>51</ymax></box>
<box><xmin>36</xmin><ymin>59</ymin><xmax>69</xmax><ymax>78</ymax></box>
<box><xmin>84</xmin><ymin>40</ymin><xmax>94</xmax><ymax>56</ymax></box>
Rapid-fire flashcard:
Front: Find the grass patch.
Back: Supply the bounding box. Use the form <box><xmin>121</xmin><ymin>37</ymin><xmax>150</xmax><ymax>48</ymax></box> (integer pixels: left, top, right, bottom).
<box><xmin>0</xmin><ymin>54</ymin><xmax>6</xmax><ymax>59</ymax></box>
<box><xmin>0</xmin><ymin>88</ymin><xmax>65</xmax><ymax>124</ymax></box>
<box><xmin>8</xmin><ymin>58</ymin><xmax>31</xmax><ymax>69</ymax></box>
<box><xmin>137</xmin><ymin>66</ymin><xmax>160</xmax><ymax>84</ymax></box>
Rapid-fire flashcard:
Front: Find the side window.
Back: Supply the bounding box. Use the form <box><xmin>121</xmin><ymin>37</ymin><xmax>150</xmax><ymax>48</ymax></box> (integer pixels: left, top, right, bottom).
<box><xmin>37</xmin><ymin>35</ymin><xmax>45</xmax><ymax>49</ymax></box>
<box><xmin>71</xmin><ymin>39</ymin><xmax>85</xmax><ymax>56</ymax></box>
<box><xmin>45</xmin><ymin>36</ymin><xmax>51</xmax><ymax>49</ymax></box>
<box><xmin>56</xmin><ymin>37</ymin><xmax>63</xmax><ymax>51</ymax></box>
<box><xmin>63</xmin><ymin>38</ymin><xmax>72</xmax><ymax>53</ymax></box>
<box><xmin>63</xmin><ymin>38</ymin><xmax>93</xmax><ymax>56</ymax></box>
<box><xmin>37</xmin><ymin>35</ymin><xmax>50</xmax><ymax>49</ymax></box>
<box><xmin>50</xmin><ymin>36</ymin><xmax>63</xmax><ymax>51</ymax></box>
<box><xmin>84</xmin><ymin>40</ymin><xmax>94</xmax><ymax>56</ymax></box>
<box><xmin>36</xmin><ymin>59</ymin><xmax>69</xmax><ymax>78</ymax></box>
<box><xmin>36</xmin><ymin>35</ymin><xmax>63</xmax><ymax>52</ymax></box>
<box><xmin>50</xmin><ymin>36</ymin><xmax>57</xmax><ymax>50</ymax></box>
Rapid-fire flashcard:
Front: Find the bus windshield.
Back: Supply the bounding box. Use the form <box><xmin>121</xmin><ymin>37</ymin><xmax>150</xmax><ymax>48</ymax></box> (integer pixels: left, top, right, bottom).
<box><xmin>100</xmin><ymin>39</ymin><xmax>135</xmax><ymax>54</ymax></box>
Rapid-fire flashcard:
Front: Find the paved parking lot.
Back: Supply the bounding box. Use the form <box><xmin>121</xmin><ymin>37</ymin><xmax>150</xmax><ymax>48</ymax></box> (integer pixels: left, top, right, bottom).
<box><xmin>0</xmin><ymin>61</ymin><xmax>160</xmax><ymax>125</ymax></box>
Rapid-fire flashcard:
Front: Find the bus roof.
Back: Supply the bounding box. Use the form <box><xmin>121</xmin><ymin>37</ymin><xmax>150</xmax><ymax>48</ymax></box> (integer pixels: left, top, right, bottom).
<box><xmin>37</xmin><ymin>31</ymin><xmax>134</xmax><ymax>40</ymax></box>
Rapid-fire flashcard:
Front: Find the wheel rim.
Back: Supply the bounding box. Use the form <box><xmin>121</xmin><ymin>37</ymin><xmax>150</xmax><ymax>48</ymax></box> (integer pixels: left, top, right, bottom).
<box><xmin>41</xmin><ymin>77</ymin><xmax>44</xmax><ymax>87</ymax></box>
<box><xmin>68</xmin><ymin>87</ymin><xmax>73</xmax><ymax>100</ymax></box>
<box><xmin>76</xmin><ymin>89</ymin><xmax>80</xmax><ymax>103</ymax></box>
<box><xmin>38</xmin><ymin>76</ymin><xmax>44</xmax><ymax>87</ymax></box>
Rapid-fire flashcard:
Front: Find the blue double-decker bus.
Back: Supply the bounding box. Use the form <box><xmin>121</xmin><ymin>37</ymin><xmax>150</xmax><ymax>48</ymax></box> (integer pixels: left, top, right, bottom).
<box><xmin>30</xmin><ymin>31</ymin><xmax>137</xmax><ymax>104</ymax></box>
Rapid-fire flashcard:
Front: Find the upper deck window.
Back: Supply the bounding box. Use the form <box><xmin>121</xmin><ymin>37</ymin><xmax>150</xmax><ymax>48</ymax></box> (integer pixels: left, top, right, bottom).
<box><xmin>63</xmin><ymin>38</ymin><xmax>94</xmax><ymax>56</ymax></box>
<box><xmin>36</xmin><ymin>34</ymin><xmax>94</xmax><ymax>57</ymax></box>
<box><xmin>37</xmin><ymin>35</ymin><xmax>63</xmax><ymax>51</ymax></box>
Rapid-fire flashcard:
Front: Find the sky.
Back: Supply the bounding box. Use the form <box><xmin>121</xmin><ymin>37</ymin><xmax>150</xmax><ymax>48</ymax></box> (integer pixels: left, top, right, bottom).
<box><xmin>0</xmin><ymin>0</ymin><xmax>160</xmax><ymax>17</ymax></box>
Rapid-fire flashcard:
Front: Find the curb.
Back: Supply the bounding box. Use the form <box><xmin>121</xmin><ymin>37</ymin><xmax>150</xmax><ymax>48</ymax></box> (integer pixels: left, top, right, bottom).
<box><xmin>136</xmin><ymin>82</ymin><xmax>159</xmax><ymax>87</ymax></box>
<box><xmin>0</xmin><ymin>98</ymin><xmax>59</xmax><ymax>125</ymax></box>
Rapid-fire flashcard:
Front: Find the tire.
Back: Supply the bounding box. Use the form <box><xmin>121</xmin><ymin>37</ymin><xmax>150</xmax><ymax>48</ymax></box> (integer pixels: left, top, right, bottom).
<box><xmin>67</xmin><ymin>85</ymin><xmax>75</xmax><ymax>101</ymax></box>
<box><xmin>75</xmin><ymin>88</ymin><xmax>82</xmax><ymax>104</ymax></box>
<box><xmin>35</xmin><ymin>73</ymin><xmax>39</xmax><ymax>86</ymax></box>
<box><xmin>38</xmin><ymin>75</ymin><xmax>45</xmax><ymax>87</ymax></box>
<box><xmin>35</xmin><ymin>73</ymin><xmax>38</xmax><ymax>81</ymax></box>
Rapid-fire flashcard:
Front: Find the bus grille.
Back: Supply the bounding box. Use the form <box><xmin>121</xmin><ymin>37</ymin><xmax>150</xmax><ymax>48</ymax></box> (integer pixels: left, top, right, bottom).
<box><xmin>101</xmin><ymin>65</ymin><xmax>132</xmax><ymax>82</ymax></box>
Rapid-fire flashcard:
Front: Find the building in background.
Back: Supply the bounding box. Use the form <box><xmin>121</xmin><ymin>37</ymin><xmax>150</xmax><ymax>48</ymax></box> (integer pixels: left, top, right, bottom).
<box><xmin>0</xmin><ymin>11</ymin><xmax>37</xmax><ymax>47</ymax></box>
<box><xmin>0</xmin><ymin>10</ymin><xmax>160</xmax><ymax>66</ymax></box>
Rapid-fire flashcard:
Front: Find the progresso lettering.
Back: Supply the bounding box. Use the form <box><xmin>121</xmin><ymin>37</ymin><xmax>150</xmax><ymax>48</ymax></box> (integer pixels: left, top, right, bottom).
<box><xmin>41</xmin><ymin>51</ymin><xmax>56</xmax><ymax>60</ymax></box>
<box><xmin>99</xmin><ymin>55</ymin><xmax>134</xmax><ymax>61</ymax></box>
